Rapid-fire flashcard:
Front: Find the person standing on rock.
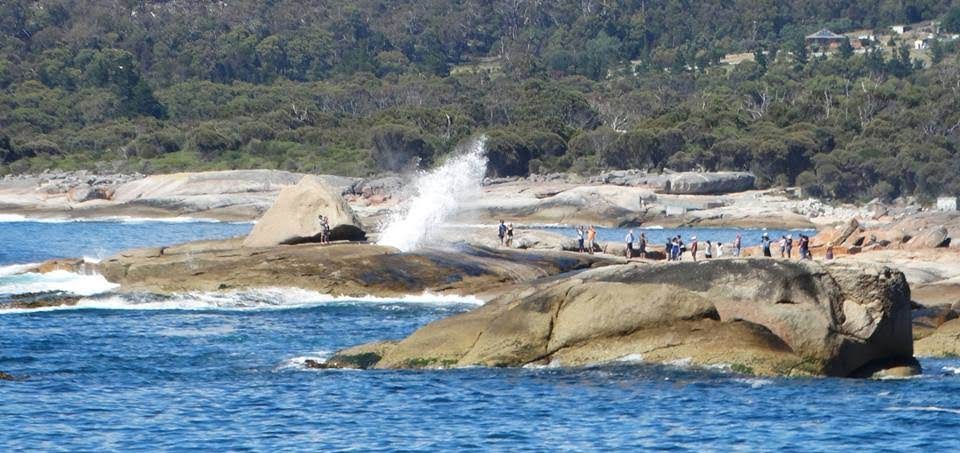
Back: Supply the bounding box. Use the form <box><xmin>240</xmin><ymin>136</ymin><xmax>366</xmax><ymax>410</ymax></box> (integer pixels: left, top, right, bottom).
<box><xmin>321</xmin><ymin>215</ymin><xmax>331</xmax><ymax>244</ymax></box>
<box><xmin>734</xmin><ymin>234</ymin><xmax>742</xmax><ymax>257</ymax></box>
<box><xmin>799</xmin><ymin>234</ymin><xmax>810</xmax><ymax>260</ymax></box>
<box><xmin>317</xmin><ymin>214</ymin><xmax>330</xmax><ymax>245</ymax></box>
<box><xmin>586</xmin><ymin>226</ymin><xmax>597</xmax><ymax>255</ymax></box>
<box><xmin>717</xmin><ymin>242</ymin><xmax>724</xmax><ymax>258</ymax></box>
<box><xmin>576</xmin><ymin>226</ymin><xmax>585</xmax><ymax>253</ymax></box>
<box><xmin>704</xmin><ymin>240</ymin><xmax>713</xmax><ymax>259</ymax></box>
<box><xmin>690</xmin><ymin>236</ymin><xmax>698</xmax><ymax>261</ymax></box>
<box><xmin>778</xmin><ymin>235</ymin><xmax>787</xmax><ymax>258</ymax></box>
<box><xmin>498</xmin><ymin>220</ymin><xmax>507</xmax><ymax>246</ymax></box>
<box><xmin>785</xmin><ymin>234</ymin><xmax>794</xmax><ymax>259</ymax></box>
<box><xmin>825</xmin><ymin>242</ymin><xmax>835</xmax><ymax>260</ymax></box>
<box><xmin>625</xmin><ymin>229</ymin><xmax>635</xmax><ymax>259</ymax></box>
<box><xmin>638</xmin><ymin>233</ymin><xmax>647</xmax><ymax>259</ymax></box>
<box><xmin>506</xmin><ymin>223</ymin><xmax>515</xmax><ymax>247</ymax></box>
<box><xmin>762</xmin><ymin>234</ymin><xmax>772</xmax><ymax>257</ymax></box>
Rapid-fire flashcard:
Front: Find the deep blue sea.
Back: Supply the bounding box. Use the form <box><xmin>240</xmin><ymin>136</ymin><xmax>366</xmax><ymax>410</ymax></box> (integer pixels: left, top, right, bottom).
<box><xmin>2</xmin><ymin>219</ymin><xmax>960</xmax><ymax>450</ymax></box>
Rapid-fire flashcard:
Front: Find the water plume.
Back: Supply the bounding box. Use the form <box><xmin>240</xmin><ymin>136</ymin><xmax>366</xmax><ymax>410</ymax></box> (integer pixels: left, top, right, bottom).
<box><xmin>377</xmin><ymin>136</ymin><xmax>488</xmax><ymax>252</ymax></box>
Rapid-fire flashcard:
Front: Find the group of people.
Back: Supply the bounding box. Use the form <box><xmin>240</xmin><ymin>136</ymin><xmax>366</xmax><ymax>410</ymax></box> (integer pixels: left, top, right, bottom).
<box><xmin>576</xmin><ymin>225</ymin><xmax>599</xmax><ymax>254</ymax></box>
<box><xmin>493</xmin><ymin>221</ymin><xmax>827</xmax><ymax>262</ymax></box>
<box><xmin>760</xmin><ymin>233</ymin><xmax>814</xmax><ymax>260</ymax></box>
<box><xmin>663</xmin><ymin>234</ymin><xmax>742</xmax><ymax>261</ymax></box>
<box><xmin>498</xmin><ymin>220</ymin><xmax>515</xmax><ymax>247</ymax></box>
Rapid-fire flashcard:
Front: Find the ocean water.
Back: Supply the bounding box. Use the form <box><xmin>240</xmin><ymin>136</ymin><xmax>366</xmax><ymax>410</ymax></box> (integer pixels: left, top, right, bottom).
<box><xmin>2</xmin><ymin>219</ymin><xmax>959</xmax><ymax>450</ymax></box>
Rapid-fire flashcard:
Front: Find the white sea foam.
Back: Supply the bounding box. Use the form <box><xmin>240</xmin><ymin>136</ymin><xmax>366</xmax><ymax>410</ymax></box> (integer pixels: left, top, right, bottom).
<box><xmin>887</xmin><ymin>406</ymin><xmax>960</xmax><ymax>415</ymax></box>
<box><xmin>616</xmin><ymin>353</ymin><xmax>646</xmax><ymax>363</ymax></box>
<box><xmin>0</xmin><ymin>263</ymin><xmax>42</xmax><ymax>277</ymax></box>
<box><xmin>0</xmin><ymin>213</ymin><xmax>252</xmax><ymax>224</ymax></box>
<box><xmin>1</xmin><ymin>287</ymin><xmax>483</xmax><ymax>314</ymax></box>
<box><xmin>378</xmin><ymin>136</ymin><xmax>488</xmax><ymax>252</ymax></box>
<box><xmin>665</xmin><ymin>357</ymin><xmax>693</xmax><ymax>368</ymax></box>
<box><xmin>0</xmin><ymin>270</ymin><xmax>118</xmax><ymax>296</ymax></box>
<box><xmin>943</xmin><ymin>366</ymin><xmax>960</xmax><ymax>375</ymax></box>
<box><xmin>278</xmin><ymin>351</ymin><xmax>335</xmax><ymax>371</ymax></box>
<box><xmin>734</xmin><ymin>378</ymin><xmax>774</xmax><ymax>388</ymax></box>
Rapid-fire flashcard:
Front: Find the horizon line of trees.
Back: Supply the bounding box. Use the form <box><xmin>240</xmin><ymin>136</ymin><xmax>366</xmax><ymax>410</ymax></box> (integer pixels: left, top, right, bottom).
<box><xmin>2</xmin><ymin>1</ymin><xmax>960</xmax><ymax>201</ymax></box>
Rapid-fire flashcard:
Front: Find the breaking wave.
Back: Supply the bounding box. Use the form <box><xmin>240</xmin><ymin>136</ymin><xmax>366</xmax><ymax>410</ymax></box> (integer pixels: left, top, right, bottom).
<box><xmin>1</xmin><ymin>287</ymin><xmax>484</xmax><ymax>314</ymax></box>
<box><xmin>0</xmin><ymin>270</ymin><xmax>118</xmax><ymax>296</ymax></box>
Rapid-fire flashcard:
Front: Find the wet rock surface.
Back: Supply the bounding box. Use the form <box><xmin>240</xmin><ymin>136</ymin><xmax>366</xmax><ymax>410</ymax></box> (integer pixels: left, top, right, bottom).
<box><xmin>96</xmin><ymin>240</ymin><xmax>618</xmax><ymax>298</ymax></box>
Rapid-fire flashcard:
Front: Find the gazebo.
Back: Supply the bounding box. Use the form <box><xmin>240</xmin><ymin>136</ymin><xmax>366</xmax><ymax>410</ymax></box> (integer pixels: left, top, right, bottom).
<box><xmin>805</xmin><ymin>29</ymin><xmax>849</xmax><ymax>48</ymax></box>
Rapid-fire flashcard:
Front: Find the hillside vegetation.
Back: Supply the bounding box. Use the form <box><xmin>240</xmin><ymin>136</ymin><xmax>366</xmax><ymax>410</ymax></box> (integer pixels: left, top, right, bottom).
<box><xmin>2</xmin><ymin>1</ymin><xmax>960</xmax><ymax>200</ymax></box>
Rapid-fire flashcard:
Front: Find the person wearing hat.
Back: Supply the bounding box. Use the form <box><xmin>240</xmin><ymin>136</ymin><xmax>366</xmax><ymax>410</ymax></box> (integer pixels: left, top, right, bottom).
<box><xmin>689</xmin><ymin>236</ymin><xmax>698</xmax><ymax>261</ymax></box>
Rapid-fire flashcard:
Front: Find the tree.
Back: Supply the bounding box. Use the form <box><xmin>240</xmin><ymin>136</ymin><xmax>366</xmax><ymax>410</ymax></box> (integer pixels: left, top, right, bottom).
<box><xmin>930</xmin><ymin>38</ymin><xmax>946</xmax><ymax>64</ymax></box>
<box><xmin>754</xmin><ymin>48</ymin><xmax>768</xmax><ymax>72</ymax></box>
<box><xmin>369</xmin><ymin>124</ymin><xmax>436</xmax><ymax>172</ymax></box>
<box><xmin>838</xmin><ymin>39</ymin><xmax>854</xmax><ymax>59</ymax></box>
<box><xmin>943</xmin><ymin>7</ymin><xmax>960</xmax><ymax>33</ymax></box>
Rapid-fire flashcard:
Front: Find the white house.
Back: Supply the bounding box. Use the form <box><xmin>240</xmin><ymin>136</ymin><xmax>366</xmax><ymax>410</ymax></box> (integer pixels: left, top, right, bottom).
<box><xmin>892</xmin><ymin>25</ymin><xmax>911</xmax><ymax>34</ymax></box>
<box><xmin>937</xmin><ymin>196</ymin><xmax>958</xmax><ymax>212</ymax></box>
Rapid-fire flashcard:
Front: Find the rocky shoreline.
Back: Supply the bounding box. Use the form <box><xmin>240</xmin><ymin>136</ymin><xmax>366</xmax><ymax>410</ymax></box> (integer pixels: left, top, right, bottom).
<box><xmin>0</xmin><ymin>169</ymin><xmax>909</xmax><ymax>228</ymax></box>
<box><xmin>321</xmin><ymin>259</ymin><xmax>918</xmax><ymax>378</ymax></box>
<box><xmin>5</xmin><ymin>169</ymin><xmax>960</xmax><ymax>377</ymax></box>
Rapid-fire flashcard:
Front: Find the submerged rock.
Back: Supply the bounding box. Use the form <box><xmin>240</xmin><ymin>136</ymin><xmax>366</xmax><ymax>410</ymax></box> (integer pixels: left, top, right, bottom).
<box><xmin>0</xmin><ymin>371</ymin><xmax>16</xmax><ymax>381</ymax></box>
<box><xmin>243</xmin><ymin>175</ymin><xmax>366</xmax><ymax>247</ymax></box>
<box><xmin>333</xmin><ymin>259</ymin><xmax>917</xmax><ymax>377</ymax></box>
<box><xmin>1</xmin><ymin>292</ymin><xmax>81</xmax><ymax>310</ymax></box>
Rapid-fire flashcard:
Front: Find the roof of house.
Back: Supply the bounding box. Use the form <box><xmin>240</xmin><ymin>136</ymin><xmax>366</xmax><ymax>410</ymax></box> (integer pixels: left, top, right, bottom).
<box><xmin>805</xmin><ymin>29</ymin><xmax>846</xmax><ymax>40</ymax></box>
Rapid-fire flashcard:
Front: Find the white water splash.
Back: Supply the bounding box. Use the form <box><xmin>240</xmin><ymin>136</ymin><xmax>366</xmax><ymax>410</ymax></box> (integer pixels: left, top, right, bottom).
<box><xmin>0</xmin><ymin>270</ymin><xmax>118</xmax><ymax>296</ymax></box>
<box><xmin>377</xmin><ymin>136</ymin><xmax>488</xmax><ymax>252</ymax></box>
<box><xmin>0</xmin><ymin>287</ymin><xmax>483</xmax><ymax>314</ymax></box>
<box><xmin>887</xmin><ymin>406</ymin><xmax>960</xmax><ymax>415</ymax></box>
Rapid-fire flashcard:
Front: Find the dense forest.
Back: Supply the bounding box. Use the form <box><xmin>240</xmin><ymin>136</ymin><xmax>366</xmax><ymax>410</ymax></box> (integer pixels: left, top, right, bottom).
<box><xmin>2</xmin><ymin>0</ymin><xmax>960</xmax><ymax>201</ymax></box>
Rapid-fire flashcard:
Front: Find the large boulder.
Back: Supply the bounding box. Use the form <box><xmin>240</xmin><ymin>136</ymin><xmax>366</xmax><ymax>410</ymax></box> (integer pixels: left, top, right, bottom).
<box><xmin>914</xmin><ymin>318</ymin><xmax>960</xmax><ymax>357</ymax></box>
<box><xmin>906</xmin><ymin>226</ymin><xmax>950</xmax><ymax>249</ymax></box>
<box><xmin>243</xmin><ymin>176</ymin><xmax>366</xmax><ymax>247</ymax></box>
<box><xmin>664</xmin><ymin>172</ymin><xmax>755</xmax><ymax>195</ymax></box>
<box><xmin>333</xmin><ymin>259</ymin><xmax>916</xmax><ymax>377</ymax></box>
<box><xmin>67</xmin><ymin>184</ymin><xmax>114</xmax><ymax>203</ymax></box>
